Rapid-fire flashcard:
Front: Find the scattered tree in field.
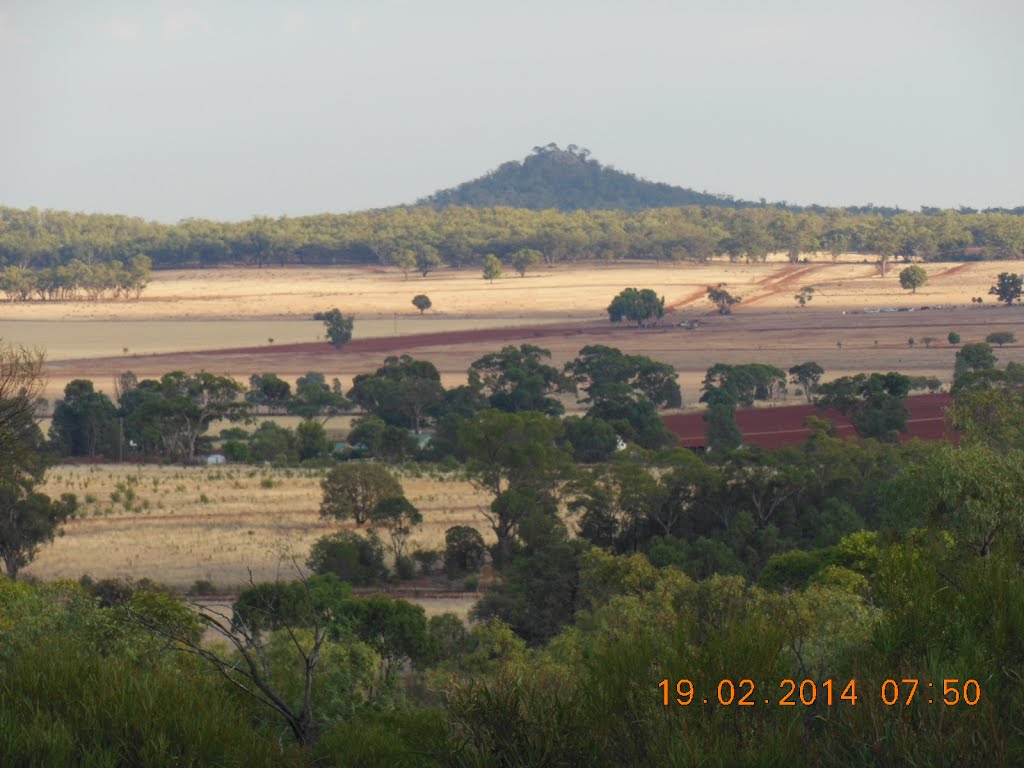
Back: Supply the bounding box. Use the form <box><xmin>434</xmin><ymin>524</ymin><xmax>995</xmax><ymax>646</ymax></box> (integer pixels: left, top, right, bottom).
<box><xmin>972</xmin><ymin>296</ymin><xmax>984</xmax><ymax>306</ymax></box>
<box><xmin>706</xmin><ymin>283</ymin><xmax>741</xmax><ymax>315</ymax></box>
<box><xmin>989</xmin><ymin>272</ymin><xmax>1023</xmax><ymax>306</ymax></box>
<box><xmin>788</xmin><ymin>362</ymin><xmax>825</xmax><ymax>402</ymax></box>
<box><xmin>986</xmin><ymin>331</ymin><xmax>1016</xmax><ymax>347</ymax></box>
<box><xmin>898</xmin><ymin>265</ymin><xmax>928</xmax><ymax>293</ymax></box>
<box><xmin>0</xmin><ymin>473</ymin><xmax>77</xmax><ymax>579</ymax></box>
<box><xmin>954</xmin><ymin>342</ymin><xmax>997</xmax><ymax>381</ymax></box>
<box><xmin>482</xmin><ymin>254</ymin><xmax>502</xmax><ymax>282</ymax></box>
<box><xmin>908</xmin><ymin>337</ymin><xmax>916</xmax><ymax>347</ymax></box>
<box><xmin>411</xmin><ymin>294</ymin><xmax>431</xmax><ymax>314</ymax></box>
<box><xmin>369</xmin><ymin>496</ymin><xmax>422</xmax><ymax>562</ymax></box>
<box><xmin>607</xmin><ymin>287</ymin><xmax>665</xmax><ymax>326</ymax></box>
<box><xmin>320</xmin><ymin>462</ymin><xmax>403</xmax><ymax>526</ymax></box>
<box><xmin>313</xmin><ymin>309</ymin><xmax>354</xmax><ymax>349</ymax></box>
<box><xmin>794</xmin><ymin>286</ymin><xmax>815</xmax><ymax>307</ymax></box>
<box><xmin>510</xmin><ymin>248</ymin><xmax>543</xmax><ymax>277</ymax></box>
<box><xmin>948</xmin><ymin>331</ymin><xmax>961</xmax><ymax>345</ymax></box>
<box><xmin>921</xmin><ymin>336</ymin><xmax>936</xmax><ymax>348</ymax></box>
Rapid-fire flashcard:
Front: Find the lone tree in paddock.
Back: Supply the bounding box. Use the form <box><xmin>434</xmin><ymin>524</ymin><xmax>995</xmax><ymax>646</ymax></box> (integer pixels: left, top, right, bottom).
<box><xmin>314</xmin><ymin>309</ymin><xmax>354</xmax><ymax>349</ymax></box>
<box><xmin>707</xmin><ymin>284</ymin><xmax>742</xmax><ymax>315</ymax></box>
<box><xmin>989</xmin><ymin>272</ymin><xmax>1023</xmax><ymax>306</ymax></box>
<box><xmin>607</xmin><ymin>287</ymin><xmax>665</xmax><ymax>326</ymax></box>
<box><xmin>411</xmin><ymin>294</ymin><xmax>432</xmax><ymax>314</ymax></box>
<box><xmin>899</xmin><ymin>265</ymin><xmax>928</xmax><ymax>294</ymax></box>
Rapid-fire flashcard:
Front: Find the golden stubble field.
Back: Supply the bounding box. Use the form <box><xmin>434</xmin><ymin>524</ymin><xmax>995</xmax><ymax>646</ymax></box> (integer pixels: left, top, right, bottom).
<box><xmin>5</xmin><ymin>256</ymin><xmax>1023</xmax><ymax>401</ymax></box>
<box><xmin>26</xmin><ymin>465</ymin><xmax>493</xmax><ymax>592</ymax></box>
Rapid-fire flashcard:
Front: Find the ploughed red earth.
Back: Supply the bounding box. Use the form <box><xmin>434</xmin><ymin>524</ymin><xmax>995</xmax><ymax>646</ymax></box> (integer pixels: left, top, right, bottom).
<box><xmin>663</xmin><ymin>393</ymin><xmax>957</xmax><ymax>450</ymax></box>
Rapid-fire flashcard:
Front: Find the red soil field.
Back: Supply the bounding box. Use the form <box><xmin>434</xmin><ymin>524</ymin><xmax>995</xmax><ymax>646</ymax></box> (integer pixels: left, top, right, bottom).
<box><xmin>663</xmin><ymin>393</ymin><xmax>958</xmax><ymax>450</ymax></box>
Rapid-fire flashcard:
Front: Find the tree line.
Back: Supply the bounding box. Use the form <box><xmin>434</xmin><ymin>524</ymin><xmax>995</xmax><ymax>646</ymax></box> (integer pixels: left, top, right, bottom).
<box><xmin>0</xmin><ymin>254</ymin><xmax>151</xmax><ymax>302</ymax></box>
<box><xmin>1</xmin><ymin>202</ymin><xmax>1023</xmax><ymax>276</ymax></box>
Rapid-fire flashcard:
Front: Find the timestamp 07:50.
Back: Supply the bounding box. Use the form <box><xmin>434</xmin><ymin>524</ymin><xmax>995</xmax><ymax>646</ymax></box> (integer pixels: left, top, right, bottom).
<box><xmin>659</xmin><ymin>678</ymin><xmax>983</xmax><ymax>707</ymax></box>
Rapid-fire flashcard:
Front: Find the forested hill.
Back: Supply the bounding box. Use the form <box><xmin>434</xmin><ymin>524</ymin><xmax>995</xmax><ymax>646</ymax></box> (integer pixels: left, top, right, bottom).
<box><xmin>417</xmin><ymin>144</ymin><xmax>746</xmax><ymax>211</ymax></box>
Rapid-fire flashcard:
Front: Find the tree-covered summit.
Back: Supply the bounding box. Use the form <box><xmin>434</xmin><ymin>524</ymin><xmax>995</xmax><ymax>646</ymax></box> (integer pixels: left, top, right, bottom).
<box><xmin>418</xmin><ymin>144</ymin><xmax>745</xmax><ymax>212</ymax></box>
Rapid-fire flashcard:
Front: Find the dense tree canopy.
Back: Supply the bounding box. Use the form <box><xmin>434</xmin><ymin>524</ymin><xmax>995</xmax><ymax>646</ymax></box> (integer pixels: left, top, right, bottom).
<box><xmin>607</xmin><ymin>287</ymin><xmax>665</xmax><ymax>326</ymax></box>
<box><xmin>1</xmin><ymin>200</ymin><xmax>1022</xmax><ymax>280</ymax></box>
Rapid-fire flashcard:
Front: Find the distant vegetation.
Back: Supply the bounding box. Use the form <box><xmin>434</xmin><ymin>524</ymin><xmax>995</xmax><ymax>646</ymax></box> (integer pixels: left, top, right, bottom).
<box><xmin>0</xmin><ymin>147</ymin><xmax>1022</xmax><ymax>282</ymax></box>
<box><xmin>418</xmin><ymin>144</ymin><xmax>742</xmax><ymax>211</ymax></box>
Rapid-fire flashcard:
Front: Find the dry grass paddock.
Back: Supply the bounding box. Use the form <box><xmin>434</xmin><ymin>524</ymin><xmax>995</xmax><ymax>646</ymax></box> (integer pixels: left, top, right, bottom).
<box><xmin>25</xmin><ymin>464</ymin><xmax>492</xmax><ymax>592</ymax></box>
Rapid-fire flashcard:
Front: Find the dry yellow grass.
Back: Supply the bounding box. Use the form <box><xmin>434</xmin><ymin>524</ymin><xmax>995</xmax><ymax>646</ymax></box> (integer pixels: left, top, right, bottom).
<box><xmin>26</xmin><ymin>464</ymin><xmax>492</xmax><ymax>591</ymax></box>
<box><xmin>4</xmin><ymin>257</ymin><xmax>1021</xmax><ymax>328</ymax></box>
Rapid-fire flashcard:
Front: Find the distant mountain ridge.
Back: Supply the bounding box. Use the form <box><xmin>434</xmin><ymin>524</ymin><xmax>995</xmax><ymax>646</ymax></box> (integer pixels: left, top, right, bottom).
<box><xmin>417</xmin><ymin>144</ymin><xmax>751</xmax><ymax>211</ymax></box>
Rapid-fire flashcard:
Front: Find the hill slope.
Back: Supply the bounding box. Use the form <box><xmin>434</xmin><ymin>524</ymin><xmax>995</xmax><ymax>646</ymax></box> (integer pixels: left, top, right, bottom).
<box><xmin>417</xmin><ymin>144</ymin><xmax>748</xmax><ymax>211</ymax></box>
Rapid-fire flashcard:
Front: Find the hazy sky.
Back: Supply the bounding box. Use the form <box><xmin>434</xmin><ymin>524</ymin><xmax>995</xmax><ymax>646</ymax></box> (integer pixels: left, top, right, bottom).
<box><xmin>1</xmin><ymin>0</ymin><xmax>1021</xmax><ymax>222</ymax></box>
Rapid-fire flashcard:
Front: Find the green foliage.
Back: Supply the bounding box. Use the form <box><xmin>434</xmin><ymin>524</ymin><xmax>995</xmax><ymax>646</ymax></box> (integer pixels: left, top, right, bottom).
<box><xmin>788</xmin><ymin>361</ymin><xmax>824</xmax><ymax>402</ymax></box>
<box><xmin>458</xmin><ymin>409</ymin><xmax>572</xmax><ymax>566</ymax></box>
<box><xmin>411</xmin><ymin>293</ymin><xmax>432</xmax><ymax>313</ymax></box>
<box><xmin>0</xmin><ymin>471</ymin><xmax>76</xmax><ymax>579</ymax></box>
<box><xmin>704</xmin><ymin>402</ymin><xmax>742</xmax><ymax>453</ymax></box>
<box><xmin>2</xmin><ymin>196</ymin><xmax>1024</xmax><ymax>276</ymax></box>
<box><xmin>706</xmin><ymin>282</ymin><xmax>741</xmax><ymax>314</ymax></box>
<box><xmin>320</xmin><ymin>461</ymin><xmax>403</xmax><ymax>526</ymax></box>
<box><xmin>295</xmin><ymin>419</ymin><xmax>330</xmax><ymax>461</ymax></box>
<box><xmin>989</xmin><ymin>271</ymin><xmax>1023</xmax><ymax>305</ymax></box>
<box><xmin>884</xmin><ymin>443</ymin><xmax>1024</xmax><ymax>556</ymax></box>
<box><xmin>48</xmin><ymin>379</ymin><xmax>119</xmax><ymax>458</ymax></box>
<box><xmin>566</xmin><ymin>344</ymin><xmax>681</xmax><ymax>410</ymax></box>
<box><xmin>815</xmin><ymin>372</ymin><xmax>912</xmax><ymax>441</ymax></box>
<box><xmin>985</xmin><ymin>330</ymin><xmax>1016</xmax><ymax>346</ymax></box>
<box><xmin>562</xmin><ymin>415</ymin><xmax>619</xmax><ymax>463</ymax></box>
<box><xmin>232</xmin><ymin>573</ymin><xmax>353</xmax><ymax>633</ymax></box>
<box><xmin>369</xmin><ymin>495</ymin><xmax>422</xmax><ymax>561</ymax></box>
<box><xmin>471</xmin><ymin>513</ymin><xmax>586</xmax><ymax>644</ymax></box>
<box><xmin>948</xmin><ymin>330</ymin><xmax>961</xmax><ymax>344</ymax></box>
<box><xmin>246</xmin><ymin>372</ymin><xmax>292</xmax><ymax>410</ymax></box>
<box><xmin>898</xmin><ymin>264</ymin><xmax>928</xmax><ymax>293</ymax></box>
<box><xmin>481</xmin><ymin>254</ymin><xmax>502</xmax><ymax>282</ymax></box>
<box><xmin>248</xmin><ymin>421</ymin><xmax>298</xmax><ymax>464</ymax></box>
<box><xmin>118</xmin><ymin>370</ymin><xmax>248</xmax><ymax>462</ymax></box>
<box><xmin>349</xmin><ymin>354</ymin><xmax>444</xmax><ymax>434</ymax></box>
<box><xmin>287</xmin><ymin>371</ymin><xmax>350</xmax><ymax>424</ymax></box>
<box><xmin>470</xmin><ymin>344</ymin><xmax>575</xmax><ymax>416</ymax></box>
<box><xmin>793</xmin><ymin>285</ymin><xmax>815</xmax><ymax>306</ymax></box>
<box><xmin>313</xmin><ymin>308</ymin><xmax>354</xmax><ymax>348</ymax></box>
<box><xmin>607</xmin><ymin>287</ymin><xmax>665</xmax><ymax>325</ymax></box>
<box><xmin>419</xmin><ymin>144</ymin><xmax>737</xmax><ymax>211</ymax></box>
<box><xmin>954</xmin><ymin>342</ymin><xmax>997</xmax><ymax>380</ymax></box>
<box><xmin>701</xmin><ymin>362</ymin><xmax>787</xmax><ymax>407</ymax></box>
<box><xmin>510</xmin><ymin>248</ymin><xmax>543</xmax><ymax>276</ymax></box>
<box><xmin>444</xmin><ymin>525</ymin><xmax>486</xmax><ymax>577</ymax></box>
<box><xmin>307</xmin><ymin>530</ymin><xmax>389</xmax><ymax>586</ymax></box>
